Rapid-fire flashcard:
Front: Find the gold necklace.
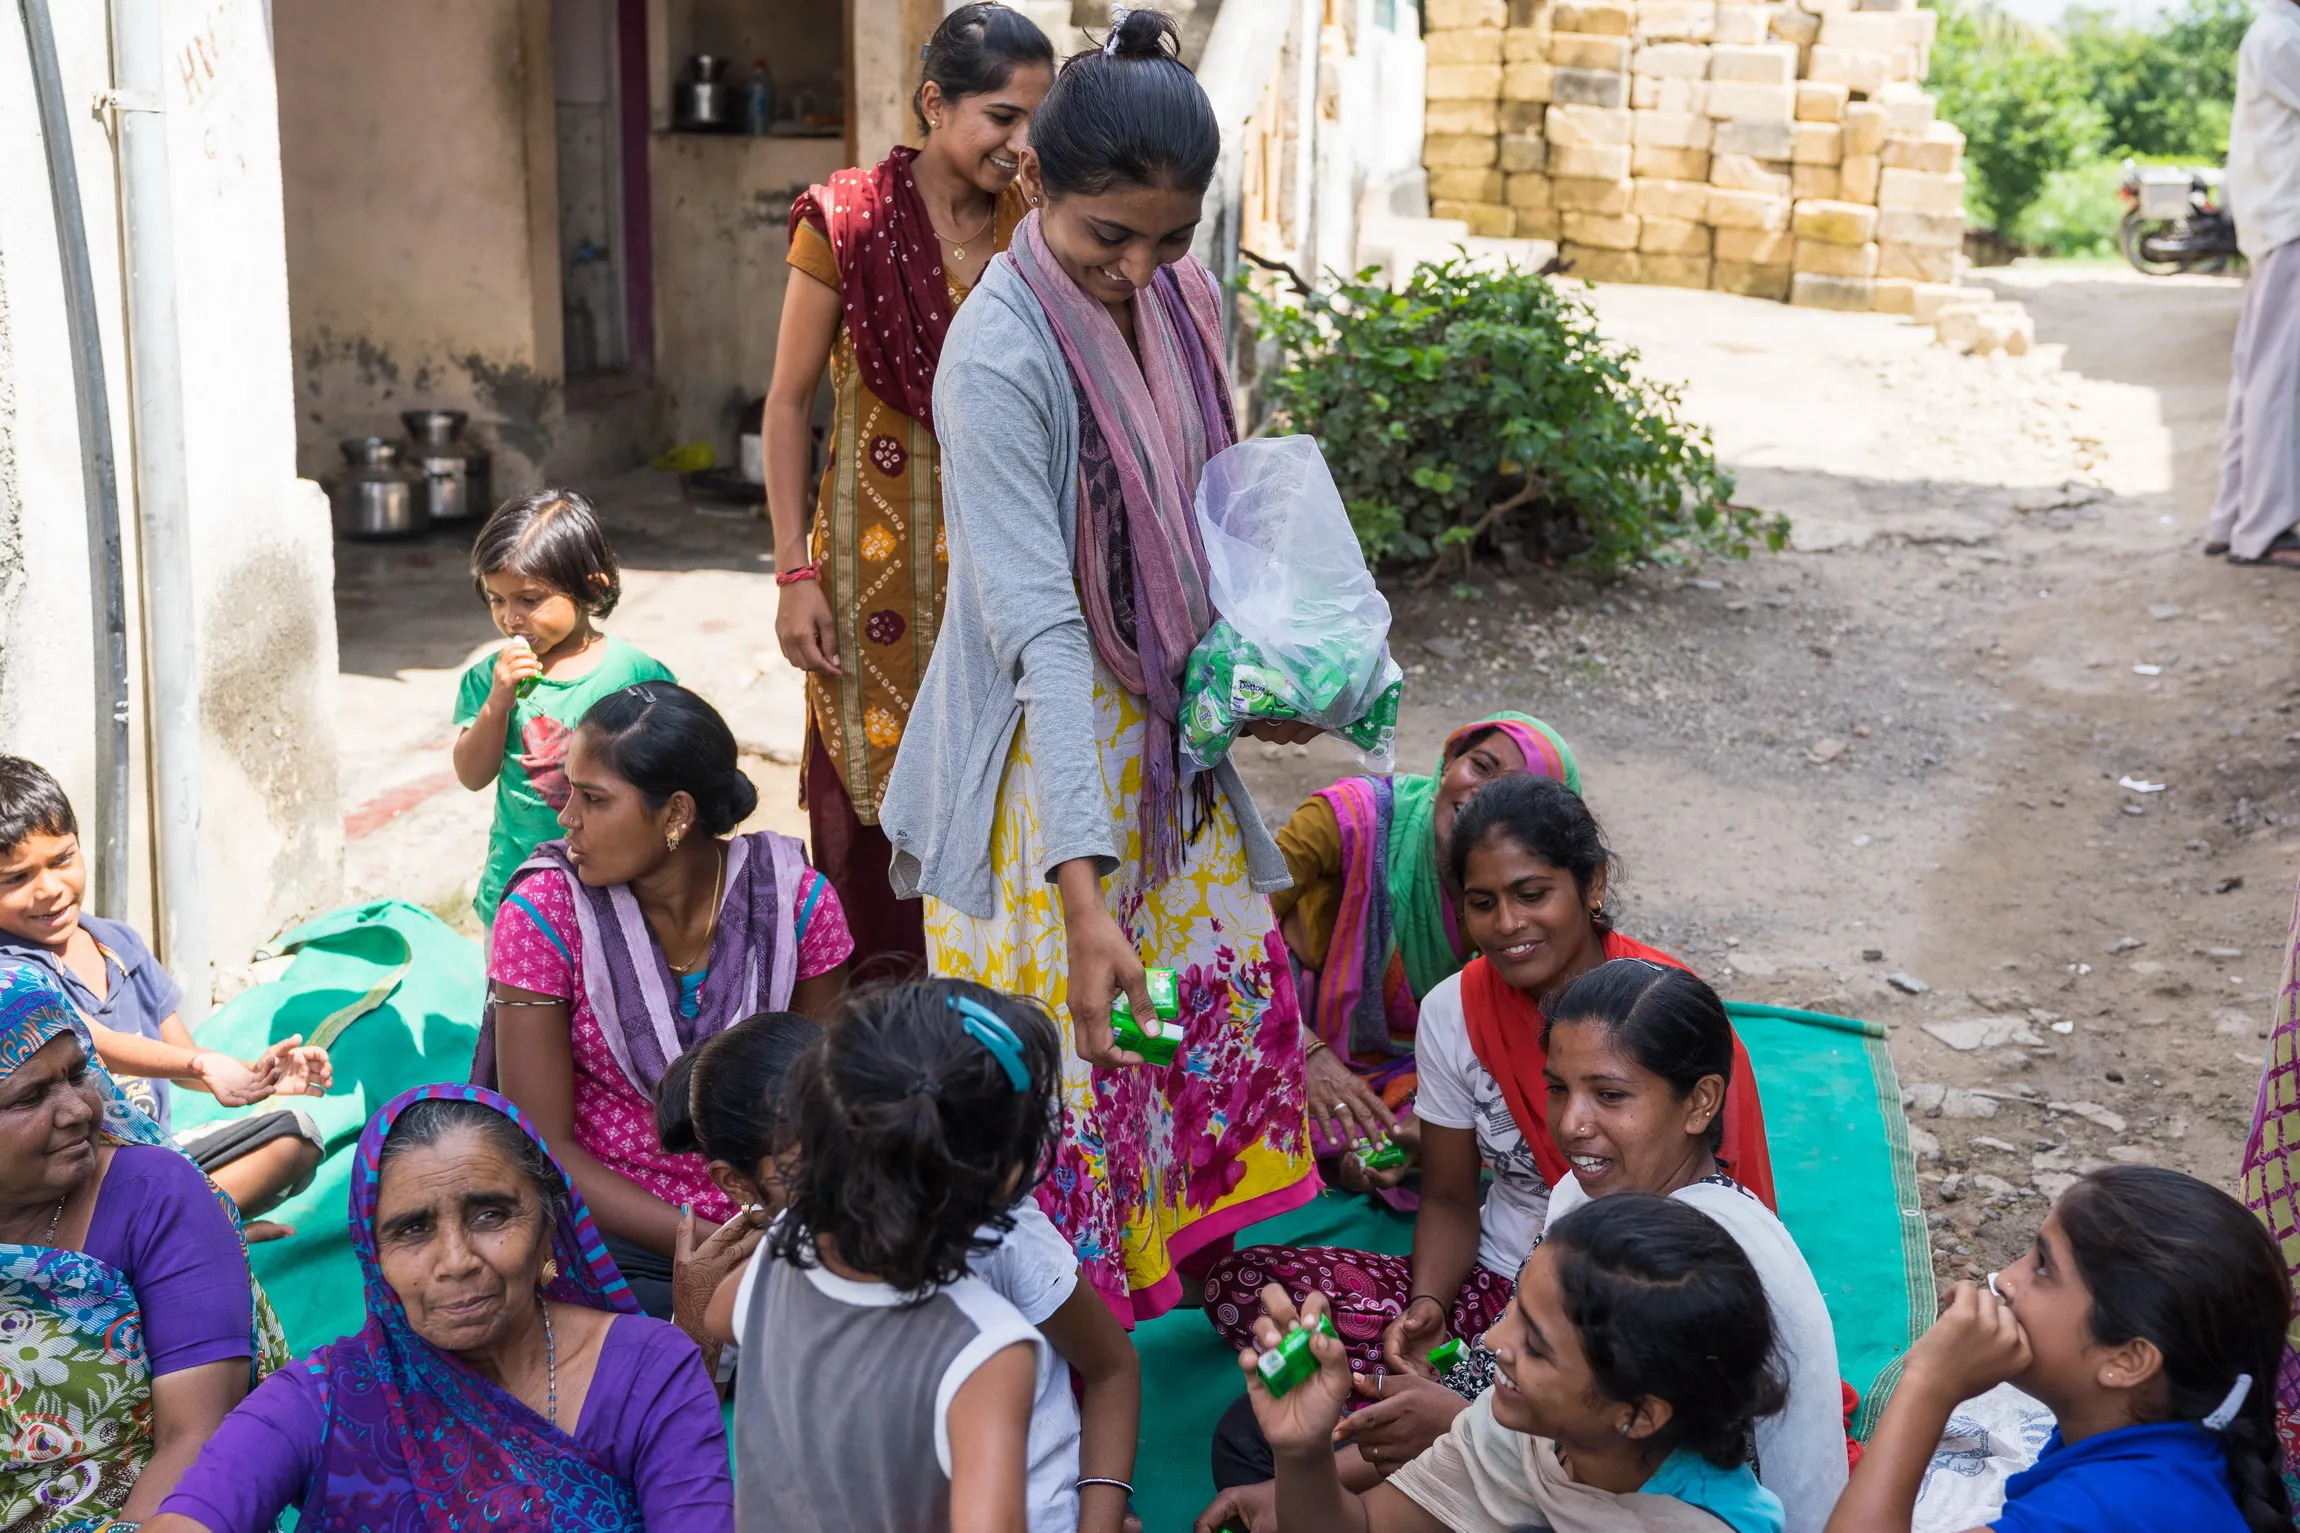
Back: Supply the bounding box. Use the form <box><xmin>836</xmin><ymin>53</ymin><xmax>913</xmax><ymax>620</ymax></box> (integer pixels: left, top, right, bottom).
<box><xmin>927</xmin><ymin>201</ymin><xmax>996</xmax><ymax>263</ymax></box>
<box><xmin>664</xmin><ymin>845</ymin><xmax>725</xmax><ymax>976</ymax></box>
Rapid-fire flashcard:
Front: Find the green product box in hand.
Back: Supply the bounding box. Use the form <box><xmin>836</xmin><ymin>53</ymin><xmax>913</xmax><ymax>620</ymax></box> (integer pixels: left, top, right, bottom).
<box><xmin>1254</xmin><ymin>1311</ymin><xmax>1339</xmax><ymax>1397</ymax></box>
<box><xmin>1357</xmin><ymin>1139</ymin><xmax>1406</xmax><ymax>1172</ymax></box>
<box><xmin>1109</xmin><ymin>967</ymin><xmax>1181</xmax><ymax>1065</ymax></box>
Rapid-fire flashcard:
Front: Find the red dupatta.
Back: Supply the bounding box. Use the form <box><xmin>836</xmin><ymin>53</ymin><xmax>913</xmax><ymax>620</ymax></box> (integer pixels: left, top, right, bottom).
<box><xmin>788</xmin><ymin>145</ymin><xmax>951</xmax><ymax>431</ymax></box>
<box><xmin>1460</xmin><ymin>932</ymin><xmax>1777</xmax><ymax>1209</ymax></box>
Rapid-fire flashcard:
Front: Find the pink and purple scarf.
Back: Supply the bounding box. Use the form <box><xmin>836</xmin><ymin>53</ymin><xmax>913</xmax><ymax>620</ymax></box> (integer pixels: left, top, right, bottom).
<box><xmin>1006</xmin><ymin>211</ymin><xmax>1237</xmax><ymax>884</ymax></box>
<box><xmin>473</xmin><ymin>830</ymin><xmax>804</xmax><ymax>1096</ymax></box>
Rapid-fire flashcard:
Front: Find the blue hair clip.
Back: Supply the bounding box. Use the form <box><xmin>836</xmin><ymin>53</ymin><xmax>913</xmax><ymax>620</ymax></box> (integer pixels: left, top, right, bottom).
<box><xmin>947</xmin><ymin>995</ymin><xmax>1031</xmax><ymax>1093</ymax></box>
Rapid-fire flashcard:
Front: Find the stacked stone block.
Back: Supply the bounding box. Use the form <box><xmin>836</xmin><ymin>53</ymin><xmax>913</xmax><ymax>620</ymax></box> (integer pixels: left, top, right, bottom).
<box><xmin>1421</xmin><ymin>0</ymin><xmax>1974</xmax><ymax>311</ymax></box>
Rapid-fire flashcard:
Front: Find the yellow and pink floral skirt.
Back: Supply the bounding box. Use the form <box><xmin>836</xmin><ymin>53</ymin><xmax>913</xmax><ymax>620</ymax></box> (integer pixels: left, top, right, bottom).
<box><xmin>927</xmin><ymin>664</ymin><xmax>1317</xmax><ymax>1323</ymax></box>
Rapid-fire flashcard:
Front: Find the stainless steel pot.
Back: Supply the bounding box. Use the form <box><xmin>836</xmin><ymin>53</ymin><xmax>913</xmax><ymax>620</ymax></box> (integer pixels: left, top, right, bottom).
<box><xmin>400</xmin><ymin>409</ymin><xmax>492</xmax><ymax>524</ymax></box>
<box><xmin>676</xmin><ymin>54</ymin><xmax>732</xmax><ymax>131</ymax></box>
<box><xmin>331</xmin><ymin>436</ymin><xmax>428</xmax><ymax>539</ymax></box>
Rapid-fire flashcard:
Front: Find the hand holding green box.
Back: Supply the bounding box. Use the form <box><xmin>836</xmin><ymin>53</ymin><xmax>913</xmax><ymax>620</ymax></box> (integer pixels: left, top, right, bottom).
<box><xmin>1253</xmin><ymin>1311</ymin><xmax>1339</xmax><ymax>1397</ymax></box>
<box><xmin>1109</xmin><ymin>967</ymin><xmax>1181</xmax><ymax>1066</ymax></box>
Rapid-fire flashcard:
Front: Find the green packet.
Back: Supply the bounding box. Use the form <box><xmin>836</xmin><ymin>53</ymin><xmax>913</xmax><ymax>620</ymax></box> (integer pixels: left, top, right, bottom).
<box><xmin>1110</xmin><ymin>967</ymin><xmax>1181</xmax><ymax>1065</ymax></box>
<box><xmin>1254</xmin><ymin>1310</ymin><xmax>1338</xmax><ymax>1397</ymax></box>
<box><xmin>1180</xmin><ymin>620</ymin><xmax>1401</xmax><ymax>773</ymax></box>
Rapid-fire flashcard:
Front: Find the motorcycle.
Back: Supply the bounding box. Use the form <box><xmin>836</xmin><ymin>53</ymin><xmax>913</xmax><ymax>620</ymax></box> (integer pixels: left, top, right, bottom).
<box><xmin>2116</xmin><ymin>160</ymin><xmax>2241</xmax><ymax>276</ymax></box>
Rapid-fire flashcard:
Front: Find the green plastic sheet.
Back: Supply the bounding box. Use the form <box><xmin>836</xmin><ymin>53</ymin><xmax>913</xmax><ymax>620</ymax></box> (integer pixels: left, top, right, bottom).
<box><xmin>173</xmin><ymin>900</ymin><xmax>483</xmax><ymax>1354</ymax></box>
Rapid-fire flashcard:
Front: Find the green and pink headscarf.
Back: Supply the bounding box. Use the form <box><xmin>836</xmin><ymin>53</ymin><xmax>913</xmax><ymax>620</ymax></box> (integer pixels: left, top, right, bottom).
<box><xmin>1307</xmin><ymin>712</ymin><xmax>1580</xmax><ymax>1075</ymax></box>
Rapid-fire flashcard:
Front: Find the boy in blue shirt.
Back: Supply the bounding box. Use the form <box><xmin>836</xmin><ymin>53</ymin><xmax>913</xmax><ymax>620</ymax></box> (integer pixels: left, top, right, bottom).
<box><xmin>0</xmin><ymin>756</ymin><xmax>329</xmax><ymax>1230</ymax></box>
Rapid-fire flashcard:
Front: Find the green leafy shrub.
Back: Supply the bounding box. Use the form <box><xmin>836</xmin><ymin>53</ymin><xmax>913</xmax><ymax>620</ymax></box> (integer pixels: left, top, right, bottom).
<box><xmin>1239</xmin><ymin>258</ymin><xmax>1783</xmax><ymax>577</ymax></box>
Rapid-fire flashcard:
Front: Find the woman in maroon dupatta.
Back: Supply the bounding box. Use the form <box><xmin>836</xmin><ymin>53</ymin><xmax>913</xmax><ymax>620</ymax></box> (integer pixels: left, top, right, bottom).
<box><xmin>763</xmin><ymin>4</ymin><xmax>1054</xmax><ymax>980</ymax></box>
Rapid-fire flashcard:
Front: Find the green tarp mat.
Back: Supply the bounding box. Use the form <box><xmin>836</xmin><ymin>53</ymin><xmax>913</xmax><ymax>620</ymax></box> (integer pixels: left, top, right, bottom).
<box><xmin>1725</xmin><ymin>1001</ymin><xmax>1935</xmax><ymax>1438</ymax></box>
<box><xmin>173</xmin><ymin>900</ymin><xmax>483</xmax><ymax>1353</ymax></box>
<box><xmin>1127</xmin><ymin>1000</ymin><xmax>1932</xmax><ymax>1531</ymax></box>
<box><xmin>171</xmin><ymin>919</ymin><xmax>1927</xmax><ymax>1530</ymax></box>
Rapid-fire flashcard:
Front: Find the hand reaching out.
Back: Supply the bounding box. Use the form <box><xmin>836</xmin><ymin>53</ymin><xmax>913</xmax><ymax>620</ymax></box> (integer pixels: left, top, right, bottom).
<box><xmin>1333</xmin><ymin>1368</ymin><xmax>1468</xmax><ymax>1476</ymax></box>
<box><xmin>1380</xmin><ymin>1295</ymin><xmax>1453</xmax><ymax>1384</ymax></box>
<box><xmin>193</xmin><ymin>1050</ymin><xmax>281</xmax><ymax>1108</ymax></box>
<box><xmin>261</xmin><ymin>1037</ymin><xmax>332</xmax><ymax>1098</ymax></box>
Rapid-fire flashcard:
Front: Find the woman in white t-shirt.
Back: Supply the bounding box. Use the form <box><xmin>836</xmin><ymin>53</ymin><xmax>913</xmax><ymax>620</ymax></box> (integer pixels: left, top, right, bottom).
<box><xmin>664</xmin><ymin>1004</ymin><xmax>1143</xmax><ymax>1533</ymax></box>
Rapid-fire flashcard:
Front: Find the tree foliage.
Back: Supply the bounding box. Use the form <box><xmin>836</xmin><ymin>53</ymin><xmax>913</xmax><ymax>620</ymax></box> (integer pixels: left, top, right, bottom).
<box><xmin>2061</xmin><ymin>0</ymin><xmax>2246</xmax><ymax>160</ymax></box>
<box><xmin>1239</xmin><ymin>258</ymin><xmax>1785</xmax><ymax>578</ymax></box>
<box><xmin>1927</xmin><ymin>0</ymin><xmax>2247</xmax><ymax>239</ymax></box>
<box><xmin>1928</xmin><ymin>3</ymin><xmax>2101</xmax><ymax>232</ymax></box>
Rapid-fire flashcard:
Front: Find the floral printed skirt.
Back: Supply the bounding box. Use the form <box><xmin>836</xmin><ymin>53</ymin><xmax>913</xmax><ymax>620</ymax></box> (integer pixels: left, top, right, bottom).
<box><xmin>927</xmin><ymin>663</ymin><xmax>1316</xmax><ymax>1323</ymax></box>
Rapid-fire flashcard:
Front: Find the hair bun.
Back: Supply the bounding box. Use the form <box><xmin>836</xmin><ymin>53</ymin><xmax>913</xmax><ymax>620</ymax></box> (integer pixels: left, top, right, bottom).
<box><xmin>1106</xmin><ymin>5</ymin><xmax>1180</xmax><ymax>60</ymax></box>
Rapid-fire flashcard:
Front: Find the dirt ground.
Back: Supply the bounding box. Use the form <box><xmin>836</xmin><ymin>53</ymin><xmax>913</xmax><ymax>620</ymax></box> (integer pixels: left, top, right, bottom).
<box><xmin>1241</xmin><ymin>261</ymin><xmax>2278</xmax><ymax>1290</ymax></box>
<box><xmin>337</xmin><ymin>260</ymin><xmax>2274</xmax><ymax>1290</ymax></box>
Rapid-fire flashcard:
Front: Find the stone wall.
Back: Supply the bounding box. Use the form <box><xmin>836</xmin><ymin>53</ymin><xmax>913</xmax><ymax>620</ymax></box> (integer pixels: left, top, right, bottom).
<box><xmin>1421</xmin><ymin>0</ymin><xmax>1974</xmax><ymax>315</ymax></box>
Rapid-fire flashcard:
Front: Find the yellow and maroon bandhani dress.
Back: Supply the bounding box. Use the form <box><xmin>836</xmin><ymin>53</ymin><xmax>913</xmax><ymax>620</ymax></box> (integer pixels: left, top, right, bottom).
<box><xmin>786</xmin><ymin>151</ymin><xmax>1028</xmax><ymax>976</ymax></box>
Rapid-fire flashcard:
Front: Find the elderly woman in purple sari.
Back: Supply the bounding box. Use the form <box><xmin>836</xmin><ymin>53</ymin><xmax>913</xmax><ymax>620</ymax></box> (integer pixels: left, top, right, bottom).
<box><xmin>146</xmin><ymin>1084</ymin><xmax>731</xmax><ymax>1533</ymax></box>
<box><xmin>481</xmin><ymin>683</ymin><xmax>851</xmax><ymax>1318</ymax></box>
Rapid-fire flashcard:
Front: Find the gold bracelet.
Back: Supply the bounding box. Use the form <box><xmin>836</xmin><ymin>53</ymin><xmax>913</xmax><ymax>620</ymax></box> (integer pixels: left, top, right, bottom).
<box><xmin>1304</xmin><ymin>1038</ymin><xmax>1332</xmax><ymax>1062</ymax></box>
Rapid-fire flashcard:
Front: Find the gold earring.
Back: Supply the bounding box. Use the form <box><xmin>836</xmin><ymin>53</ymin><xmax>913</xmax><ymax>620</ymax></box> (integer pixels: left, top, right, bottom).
<box><xmin>541</xmin><ymin>1258</ymin><xmax>559</xmax><ymax>1283</ymax></box>
<box><xmin>666</xmin><ymin>826</ymin><xmax>683</xmax><ymax>852</ymax></box>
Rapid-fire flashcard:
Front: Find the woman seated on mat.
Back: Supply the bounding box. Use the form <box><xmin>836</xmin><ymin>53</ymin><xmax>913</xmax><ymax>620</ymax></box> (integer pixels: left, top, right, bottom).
<box><xmin>1528</xmin><ymin>959</ymin><xmax>1845</xmax><ymax>1531</ymax></box>
<box><xmin>1274</xmin><ymin>713</ymin><xmax>1581</xmax><ymax>1193</ymax></box>
<box><xmin>482</xmin><ymin>682</ymin><xmax>851</xmax><ymax>1317</ymax></box>
<box><xmin>0</xmin><ymin>965</ymin><xmax>288</xmax><ymax>1533</ymax></box>
<box><xmin>1232</xmin><ymin>1193</ymin><xmax>1789</xmax><ymax>1533</ymax></box>
<box><xmin>148</xmin><ymin>1085</ymin><xmax>731</xmax><ymax>1533</ymax></box>
<box><xmin>1198</xmin><ymin>777</ymin><xmax>1774</xmax><ymax>1509</ymax></box>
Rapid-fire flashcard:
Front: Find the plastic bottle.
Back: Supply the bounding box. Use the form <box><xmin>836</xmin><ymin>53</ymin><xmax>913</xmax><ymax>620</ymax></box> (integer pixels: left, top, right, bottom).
<box><xmin>745</xmin><ymin>61</ymin><xmax>774</xmax><ymax>137</ymax></box>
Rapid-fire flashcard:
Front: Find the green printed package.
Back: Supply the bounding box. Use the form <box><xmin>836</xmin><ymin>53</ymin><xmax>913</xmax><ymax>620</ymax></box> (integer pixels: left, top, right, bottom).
<box><xmin>1254</xmin><ymin>1312</ymin><xmax>1339</xmax><ymax>1397</ymax></box>
<box><xmin>1428</xmin><ymin>1338</ymin><xmax>1465</xmax><ymax>1371</ymax></box>
<box><xmin>1110</xmin><ymin>967</ymin><xmax>1181</xmax><ymax>1065</ymax></box>
<box><xmin>1357</xmin><ymin>1139</ymin><xmax>1406</xmax><ymax>1172</ymax></box>
<box><xmin>1180</xmin><ymin>620</ymin><xmax>1402</xmax><ymax>773</ymax></box>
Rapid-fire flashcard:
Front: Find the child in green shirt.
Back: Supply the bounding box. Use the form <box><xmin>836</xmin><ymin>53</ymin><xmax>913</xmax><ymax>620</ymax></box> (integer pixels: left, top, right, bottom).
<box><xmin>452</xmin><ymin>489</ymin><xmax>675</xmax><ymax>925</ymax></box>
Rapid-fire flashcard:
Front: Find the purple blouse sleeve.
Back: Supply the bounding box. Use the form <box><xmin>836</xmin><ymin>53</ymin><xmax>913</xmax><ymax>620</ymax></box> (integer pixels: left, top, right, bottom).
<box><xmin>157</xmin><ymin>1364</ymin><xmax>325</xmax><ymax>1532</ymax></box>
<box><xmin>83</xmin><ymin>1145</ymin><xmax>252</xmax><ymax>1375</ymax></box>
<box><xmin>586</xmin><ymin>1314</ymin><xmax>733</xmax><ymax>1533</ymax></box>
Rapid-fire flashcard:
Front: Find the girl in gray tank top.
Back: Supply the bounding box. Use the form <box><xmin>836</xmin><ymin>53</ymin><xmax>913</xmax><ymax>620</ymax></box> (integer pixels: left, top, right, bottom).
<box><xmin>710</xmin><ymin>978</ymin><xmax>1069</xmax><ymax>1533</ymax></box>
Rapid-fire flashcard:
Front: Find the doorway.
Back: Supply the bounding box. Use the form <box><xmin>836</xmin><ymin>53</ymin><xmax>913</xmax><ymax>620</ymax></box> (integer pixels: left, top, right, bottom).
<box><xmin>553</xmin><ymin>0</ymin><xmax>632</xmax><ymax>376</ymax></box>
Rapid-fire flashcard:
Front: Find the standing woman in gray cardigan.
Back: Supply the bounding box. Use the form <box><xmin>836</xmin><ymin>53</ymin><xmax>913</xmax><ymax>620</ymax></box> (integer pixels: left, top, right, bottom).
<box><xmin>880</xmin><ymin>7</ymin><xmax>1318</xmax><ymax>1327</ymax></box>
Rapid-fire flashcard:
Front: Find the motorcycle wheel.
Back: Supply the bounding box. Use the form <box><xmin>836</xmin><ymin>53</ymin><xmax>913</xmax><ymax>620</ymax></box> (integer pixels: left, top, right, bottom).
<box><xmin>2118</xmin><ymin>212</ymin><xmax>2189</xmax><ymax>277</ymax></box>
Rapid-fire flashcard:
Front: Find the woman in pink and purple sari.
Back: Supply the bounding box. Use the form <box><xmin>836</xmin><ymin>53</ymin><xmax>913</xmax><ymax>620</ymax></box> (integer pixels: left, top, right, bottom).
<box><xmin>148</xmin><ymin>1084</ymin><xmax>729</xmax><ymax>1533</ymax></box>
<box><xmin>1274</xmin><ymin>712</ymin><xmax>1580</xmax><ymax>1195</ymax></box>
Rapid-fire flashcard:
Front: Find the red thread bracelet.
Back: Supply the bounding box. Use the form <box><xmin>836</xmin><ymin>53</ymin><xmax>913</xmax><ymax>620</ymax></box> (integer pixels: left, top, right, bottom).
<box><xmin>774</xmin><ymin>562</ymin><xmax>820</xmax><ymax>587</ymax></box>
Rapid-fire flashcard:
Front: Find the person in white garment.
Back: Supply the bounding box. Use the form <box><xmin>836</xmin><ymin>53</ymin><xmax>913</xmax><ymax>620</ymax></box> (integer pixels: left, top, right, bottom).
<box><xmin>2208</xmin><ymin>0</ymin><xmax>2300</xmax><ymax>565</ymax></box>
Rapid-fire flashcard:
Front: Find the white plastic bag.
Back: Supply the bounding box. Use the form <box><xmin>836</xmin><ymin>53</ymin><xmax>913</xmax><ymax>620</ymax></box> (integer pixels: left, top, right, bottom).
<box><xmin>1912</xmin><ymin>1383</ymin><xmax>2054</xmax><ymax>1533</ymax></box>
<box><xmin>1182</xmin><ymin>436</ymin><xmax>1402</xmax><ymax>772</ymax></box>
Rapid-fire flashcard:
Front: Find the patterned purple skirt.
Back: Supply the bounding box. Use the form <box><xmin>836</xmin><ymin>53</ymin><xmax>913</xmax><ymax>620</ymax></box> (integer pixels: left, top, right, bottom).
<box><xmin>1201</xmin><ymin>1244</ymin><xmax>1516</xmax><ymax>1381</ymax></box>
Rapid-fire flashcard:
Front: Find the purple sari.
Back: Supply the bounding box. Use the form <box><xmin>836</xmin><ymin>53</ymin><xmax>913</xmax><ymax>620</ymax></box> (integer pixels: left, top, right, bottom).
<box><xmin>304</xmin><ymin>1084</ymin><xmax>642</xmax><ymax>1532</ymax></box>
